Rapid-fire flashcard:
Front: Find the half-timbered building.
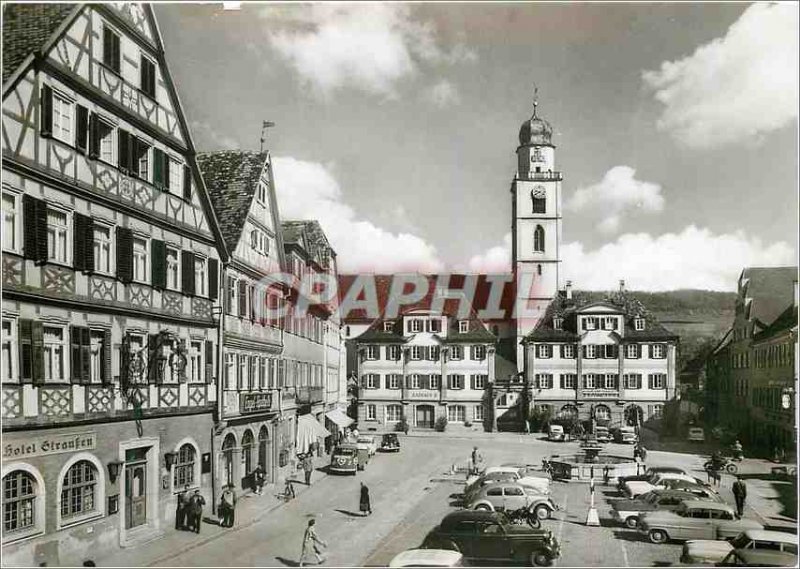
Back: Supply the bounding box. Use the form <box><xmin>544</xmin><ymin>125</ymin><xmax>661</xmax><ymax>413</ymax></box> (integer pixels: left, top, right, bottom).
<box><xmin>2</xmin><ymin>4</ymin><xmax>226</xmax><ymax>564</ymax></box>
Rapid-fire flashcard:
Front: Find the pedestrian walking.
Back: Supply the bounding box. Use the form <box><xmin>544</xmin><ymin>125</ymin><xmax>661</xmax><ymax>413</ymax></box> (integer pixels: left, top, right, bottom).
<box><xmin>359</xmin><ymin>482</ymin><xmax>372</xmax><ymax>516</ymax></box>
<box><xmin>253</xmin><ymin>464</ymin><xmax>266</xmax><ymax>495</ymax></box>
<box><xmin>175</xmin><ymin>484</ymin><xmax>190</xmax><ymax>530</ymax></box>
<box><xmin>189</xmin><ymin>489</ymin><xmax>205</xmax><ymax>534</ymax></box>
<box><xmin>470</xmin><ymin>446</ymin><xmax>482</xmax><ymax>475</ymax></box>
<box><xmin>303</xmin><ymin>453</ymin><xmax>314</xmax><ymax>485</ymax></box>
<box><xmin>220</xmin><ymin>484</ymin><xmax>237</xmax><ymax>528</ymax></box>
<box><xmin>284</xmin><ymin>477</ymin><xmax>296</xmax><ymax>500</ymax></box>
<box><xmin>299</xmin><ymin>519</ymin><xmax>327</xmax><ymax>567</ymax></box>
<box><xmin>732</xmin><ymin>476</ymin><xmax>747</xmax><ymax>518</ymax></box>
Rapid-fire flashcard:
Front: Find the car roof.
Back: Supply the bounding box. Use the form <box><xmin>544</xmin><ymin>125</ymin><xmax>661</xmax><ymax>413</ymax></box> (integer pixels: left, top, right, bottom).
<box><xmin>442</xmin><ymin>510</ymin><xmax>499</xmax><ymax>523</ymax></box>
<box><xmin>485</xmin><ymin>466</ymin><xmax>520</xmax><ymax>474</ymax></box>
<box><xmin>730</xmin><ymin>549</ymin><xmax>798</xmax><ymax>564</ymax></box>
<box><xmin>478</xmin><ymin>480</ymin><xmax>524</xmax><ymax>490</ymax></box>
<box><xmin>389</xmin><ymin>549</ymin><xmax>463</xmax><ymax>567</ymax></box>
<box><xmin>649</xmin><ymin>466</ymin><xmax>685</xmax><ymax>472</ymax></box>
<box><xmin>357</xmin><ymin>435</ymin><xmax>374</xmax><ymax>440</ymax></box>
<box><xmin>335</xmin><ymin>443</ymin><xmax>359</xmax><ymax>450</ymax></box>
<box><xmin>740</xmin><ymin>529</ymin><xmax>799</xmax><ymax>544</ymax></box>
<box><xmin>681</xmin><ymin>500</ymin><xmax>733</xmax><ymax>511</ymax></box>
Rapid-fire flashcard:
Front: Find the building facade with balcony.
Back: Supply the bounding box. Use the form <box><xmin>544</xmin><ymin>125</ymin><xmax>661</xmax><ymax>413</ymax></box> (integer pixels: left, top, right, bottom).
<box><xmin>197</xmin><ymin>150</ymin><xmax>293</xmax><ymax>500</ymax></box>
<box><xmin>705</xmin><ymin>267</ymin><xmax>797</xmax><ymax>455</ymax></box>
<box><xmin>354</xmin><ymin>309</ymin><xmax>497</xmax><ymax>431</ymax></box>
<box><xmin>1</xmin><ymin>4</ymin><xmax>226</xmax><ymax>565</ymax></box>
<box><xmin>281</xmin><ymin>220</ymin><xmax>345</xmax><ymax>454</ymax></box>
<box><xmin>523</xmin><ymin>284</ymin><xmax>679</xmax><ymax>428</ymax></box>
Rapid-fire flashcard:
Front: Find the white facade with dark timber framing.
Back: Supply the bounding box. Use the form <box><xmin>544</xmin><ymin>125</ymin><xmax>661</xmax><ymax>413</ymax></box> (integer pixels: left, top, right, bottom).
<box><xmin>2</xmin><ymin>4</ymin><xmax>227</xmax><ymax>565</ymax></box>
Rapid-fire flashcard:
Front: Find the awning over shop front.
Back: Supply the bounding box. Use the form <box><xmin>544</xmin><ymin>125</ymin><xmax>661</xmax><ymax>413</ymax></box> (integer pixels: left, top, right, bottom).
<box><xmin>325</xmin><ymin>409</ymin><xmax>354</xmax><ymax>429</ymax></box>
<box><xmin>296</xmin><ymin>413</ymin><xmax>331</xmax><ymax>455</ymax></box>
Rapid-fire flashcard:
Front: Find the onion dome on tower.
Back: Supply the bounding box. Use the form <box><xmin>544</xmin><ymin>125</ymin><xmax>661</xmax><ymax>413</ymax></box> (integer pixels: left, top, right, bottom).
<box><xmin>518</xmin><ymin>94</ymin><xmax>553</xmax><ymax>146</ymax></box>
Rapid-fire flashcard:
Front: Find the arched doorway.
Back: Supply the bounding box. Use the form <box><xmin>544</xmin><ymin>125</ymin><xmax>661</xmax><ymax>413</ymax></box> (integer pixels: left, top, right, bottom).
<box><xmin>594</xmin><ymin>404</ymin><xmax>611</xmax><ymax>424</ymax></box>
<box><xmin>258</xmin><ymin>425</ymin><xmax>271</xmax><ymax>482</ymax></box>
<box><xmin>416</xmin><ymin>405</ymin><xmax>435</xmax><ymax>429</ymax></box>
<box><xmin>222</xmin><ymin>433</ymin><xmax>236</xmax><ymax>488</ymax></box>
<box><xmin>624</xmin><ymin>405</ymin><xmax>644</xmax><ymax>427</ymax></box>
<box><xmin>558</xmin><ymin>404</ymin><xmax>579</xmax><ymax>420</ymax></box>
<box><xmin>241</xmin><ymin>430</ymin><xmax>254</xmax><ymax>489</ymax></box>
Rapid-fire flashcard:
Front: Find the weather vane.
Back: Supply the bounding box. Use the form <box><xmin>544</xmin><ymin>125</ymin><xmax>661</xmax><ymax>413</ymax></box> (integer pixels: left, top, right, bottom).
<box><xmin>533</xmin><ymin>85</ymin><xmax>539</xmax><ymax>116</ymax></box>
<box><xmin>260</xmin><ymin>120</ymin><xmax>275</xmax><ymax>153</ymax></box>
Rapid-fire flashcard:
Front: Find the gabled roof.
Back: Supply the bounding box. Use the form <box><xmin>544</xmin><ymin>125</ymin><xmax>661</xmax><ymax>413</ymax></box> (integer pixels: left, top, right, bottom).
<box><xmin>739</xmin><ymin>267</ymin><xmax>798</xmax><ymax>329</ymax></box>
<box><xmin>3</xmin><ymin>3</ymin><xmax>77</xmax><ymax>85</ymax></box>
<box><xmin>525</xmin><ymin>289</ymin><xmax>678</xmax><ymax>343</ymax></box>
<box><xmin>753</xmin><ymin>304</ymin><xmax>798</xmax><ymax>343</ymax></box>
<box><xmin>282</xmin><ymin>220</ymin><xmax>335</xmax><ymax>269</ymax></box>
<box><xmin>197</xmin><ymin>151</ymin><xmax>267</xmax><ymax>251</ymax></box>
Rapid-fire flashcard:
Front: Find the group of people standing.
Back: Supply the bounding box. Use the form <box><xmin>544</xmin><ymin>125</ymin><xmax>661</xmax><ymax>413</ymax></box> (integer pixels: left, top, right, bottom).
<box><xmin>175</xmin><ymin>486</ymin><xmax>206</xmax><ymax>534</ymax></box>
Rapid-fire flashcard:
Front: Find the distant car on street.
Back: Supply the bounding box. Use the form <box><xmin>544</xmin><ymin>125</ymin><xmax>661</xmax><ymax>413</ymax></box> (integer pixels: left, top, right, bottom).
<box><xmin>381</xmin><ymin>433</ymin><xmax>401</xmax><ymax>452</ymax></box>
<box><xmin>624</xmin><ymin>472</ymin><xmax>704</xmax><ymax>498</ymax></box>
<box><xmin>610</xmin><ymin>488</ymin><xmax>725</xmax><ymax>529</ymax></box>
<box><xmin>638</xmin><ymin>500</ymin><xmax>764</xmax><ymax>544</ymax></box>
<box><xmin>681</xmin><ymin>529</ymin><xmax>798</xmax><ymax>565</ymax></box>
<box><xmin>422</xmin><ymin>510</ymin><xmax>561</xmax><ymax>566</ymax></box>
<box><xmin>617</xmin><ymin>466</ymin><xmax>687</xmax><ymax>492</ymax></box>
<box><xmin>465</xmin><ymin>467</ymin><xmax>550</xmax><ymax>501</ymax></box>
<box><xmin>688</xmin><ymin>427</ymin><xmax>706</xmax><ymax>443</ymax></box>
<box><xmin>717</xmin><ymin>549</ymin><xmax>798</xmax><ymax>567</ymax></box>
<box><xmin>388</xmin><ymin>549</ymin><xmax>464</xmax><ymax>567</ymax></box>
<box><xmin>548</xmin><ymin>424</ymin><xmax>565</xmax><ymax>442</ymax></box>
<box><xmin>468</xmin><ymin>481</ymin><xmax>558</xmax><ymax>520</ymax></box>
<box><xmin>613</xmin><ymin>426</ymin><xmax>638</xmax><ymax>444</ymax></box>
<box><xmin>357</xmin><ymin>435</ymin><xmax>378</xmax><ymax>457</ymax></box>
<box><xmin>329</xmin><ymin>444</ymin><xmax>359</xmax><ymax>475</ymax></box>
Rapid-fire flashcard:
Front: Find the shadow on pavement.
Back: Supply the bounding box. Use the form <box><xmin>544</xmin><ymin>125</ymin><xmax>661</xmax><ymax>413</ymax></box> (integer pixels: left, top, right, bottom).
<box><xmin>335</xmin><ymin>508</ymin><xmax>365</xmax><ymax>518</ymax></box>
<box><xmin>202</xmin><ymin>516</ymin><xmax>221</xmax><ymax>526</ymax></box>
<box><xmin>274</xmin><ymin>556</ymin><xmax>299</xmax><ymax>567</ymax></box>
<box><xmin>612</xmin><ymin>529</ymin><xmax>652</xmax><ymax>543</ymax></box>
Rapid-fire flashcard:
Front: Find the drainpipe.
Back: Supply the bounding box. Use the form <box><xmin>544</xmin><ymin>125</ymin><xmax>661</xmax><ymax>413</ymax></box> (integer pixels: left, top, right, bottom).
<box><xmin>212</xmin><ymin>261</ymin><xmax>228</xmax><ymax>516</ymax></box>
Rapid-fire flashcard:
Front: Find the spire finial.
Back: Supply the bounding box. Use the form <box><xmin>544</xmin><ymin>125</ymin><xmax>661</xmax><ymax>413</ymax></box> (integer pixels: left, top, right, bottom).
<box><xmin>533</xmin><ymin>85</ymin><xmax>539</xmax><ymax>117</ymax></box>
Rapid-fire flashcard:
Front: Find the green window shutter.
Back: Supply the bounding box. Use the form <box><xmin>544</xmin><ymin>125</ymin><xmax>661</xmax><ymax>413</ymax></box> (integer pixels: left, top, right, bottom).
<box><xmin>153</xmin><ymin>148</ymin><xmax>163</xmax><ymax>188</ymax></box>
<box><xmin>205</xmin><ymin>340</ymin><xmax>214</xmax><ymax>384</ymax></box>
<box><xmin>34</xmin><ymin>198</ymin><xmax>48</xmax><ymax>264</ymax></box>
<box><xmin>208</xmin><ymin>258</ymin><xmax>219</xmax><ymax>300</ymax></box>
<box><xmin>81</xmin><ymin>328</ymin><xmax>91</xmax><ymax>384</ymax></box>
<box><xmin>40</xmin><ymin>85</ymin><xmax>53</xmax><ymax>137</ymax></box>
<box><xmin>147</xmin><ymin>333</ymin><xmax>160</xmax><ymax>384</ymax></box>
<box><xmin>70</xmin><ymin>326</ymin><xmax>82</xmax><ymax>384</ymax></box>
<box><xmin>75</xmin><ymin>105</ymin><xmax>89</xmax><ymax>152</ymax></box>
<box><xmin>183</xmin><ymin>165</ymin><xmax>192</xmax><ymax>201</ymax></box>
<box><xmin>22</xmin><ymin>195</ymin><xmax>40</xmax><ymax>261</ymax></box>
<box><xmin>163</xmin><ymin>154</ymin><xmax>171</xmax><ymax>191</ymax></box>
<box><xmin>118</xmin><ymin>129</ymin><xmax>130</xmax><ymax>173</ymax></box>
<box><xmin>102</xmin><ymin>329</ymin><xmax>112</xmax><ymax>386</ymax></box>
<box><xmin>238</xmin><ymin>280</ymin><xmax>247</xmax><ymax>316</ymax></box>
<box><xmin>73</xmin><ymin>213</ymin><xmax>90</xmax><ymax>272</ymax></box>
<box><xmin>151</xmin><ymin>239</ymin><xmax>166</xmax><ymax>289</ymax></box>
<box><xmin>181</xmin><ymin>250</ymin><xmax>195</xmax><ymax>296</ymax></box>
<box><xmin>115</xmin><ymin>227</ymin><xmax>133</xmax><ymax>283</ymax></box>
<box><xmin>88</xmin><ymin>113</ymin><xmax>100</xmax><ymax>158</ymax></box>
<box><xmin>18</xmin><ymin>320</ymin><xmax>33</xmax><ymax>384</ymax></box>
<box><xmin>31</xmin><ymin>321</ymin><xmax>44</xmax><ymax>385</ymax></box>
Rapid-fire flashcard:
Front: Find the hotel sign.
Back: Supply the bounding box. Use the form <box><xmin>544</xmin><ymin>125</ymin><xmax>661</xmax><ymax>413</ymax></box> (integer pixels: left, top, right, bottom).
<box><xmin>240</xmin><ymin>392</ymin><xmax>273</xmax><ymax>414</ymax></box>
<box><xmin>408</xmin><ymin>391</ymin><xmax>438</xmax><ymax>400</ymax></box>
<box><xmin>3</xmin><ymin>432</ymin><xmax>96</xmax><ymax>460</ymax></box>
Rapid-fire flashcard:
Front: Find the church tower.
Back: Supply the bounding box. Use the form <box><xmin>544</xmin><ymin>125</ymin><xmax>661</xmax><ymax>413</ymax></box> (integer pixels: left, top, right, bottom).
<box><xmin>511</xmin><ymin>94</ymin><xmax>562</xmax><ymax>366</ymax></box>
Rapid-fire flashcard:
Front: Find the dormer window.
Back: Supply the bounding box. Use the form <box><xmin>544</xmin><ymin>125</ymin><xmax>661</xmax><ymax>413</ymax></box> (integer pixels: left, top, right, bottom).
<box><xmin>603</xmin><ymin>317</ymin><xmax>618</xmax><ymax>331</ymax></box>
<box><xmin>409</xmin><ymin>319</ymin><xmax>424</xmax><ymax>333</ymax></box>
<box><xmin>583</xmin><ymin>317</ymin><xmax>598</xmax><ymax>331</ymax></box>
<box><xmin>459</xmin><ymin>321</ymin><xmax>469</xmax><ymax>334</ymax></box>
<box><xmin>553</xmin><ymin>317</ymin><xmax>563</xmax><ymax>330</ymax></box>
<box><xmin>383</xmin><ymin>321</ymin><xmax>393</xmax><ymax>332</ymax></box>
<box><xmin>634</xmin><ymin>318</ymin><xmax>645</xmax><ymax>331</ymax></box>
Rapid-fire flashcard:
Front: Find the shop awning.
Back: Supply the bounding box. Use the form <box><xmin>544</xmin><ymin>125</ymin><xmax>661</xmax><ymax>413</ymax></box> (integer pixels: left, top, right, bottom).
<box><xmin>296</xmin><ymin>413</ymin><xmax>331</xmax><ymax>455</ymax></box>
<box><xmin>325</xmin><ymin>409</ymin><xmax>354</xmax><ymax>429</ymax></box>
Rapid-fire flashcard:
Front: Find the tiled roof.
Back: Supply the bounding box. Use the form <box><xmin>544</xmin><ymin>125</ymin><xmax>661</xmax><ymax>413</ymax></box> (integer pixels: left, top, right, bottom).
<box><xmin>3</xmin><ymin>3</ymin><xmax>77</xmax><ymax>84</ymax></box>
<box><xmin>282</xmin><ymin>220</ymin><xmax>334</xmax><ymax>269</ymax></box>
<box><xmin>196</xmin><ymin>151</ymin><xmax>266</xmax><ymax>251</ymax></box>
<box><xmin>338</xmin><ymin>274</ymin><xmax>515</xmax><ymax>323</ymax></box>
<box><xmin>740</xmin><ymin>267</ymin><xmax>798</xmax><ymax>329</ymax></box>
<box><xmin>753</xmin><ymin>304</ymin><xmax>797</xmax><ymax>342</ymax></box>
<box><xmin>525</xmin><ymin>289</ymin><xmax>678</xmax><ymax>342</ymax></box>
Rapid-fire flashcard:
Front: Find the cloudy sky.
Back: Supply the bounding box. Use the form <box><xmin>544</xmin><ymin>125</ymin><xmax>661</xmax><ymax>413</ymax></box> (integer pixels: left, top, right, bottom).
<box><xmin>157</xmin><ymin>2</ymin><xmax>798</xmax><ymax>291</ymax></box>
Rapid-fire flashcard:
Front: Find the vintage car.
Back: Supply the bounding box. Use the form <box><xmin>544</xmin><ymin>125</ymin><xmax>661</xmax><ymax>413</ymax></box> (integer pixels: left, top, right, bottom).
<box><xmin>468</xmin><ymin>482</ymin><xmax>559</xmax><ymax>520</ymax></box>
<box><xmin>717</xmin><ymin>549</ymin><xmax>798</xmax><ymax>567</ymax></box>
<box><xmin>421</xmin><ymin>510</ymin><xmax>561</xmax><ymax>566</ymax></box>
<box><xmin>357</xmin><ymin>435</ymin><xmax>378</xmax><ymax>457</ymax></box>
<box><xmin>465</xmin><ymin>468</ymin><xmax>550</xmax><ymax>501</ymax></box>
<box><xmin>381</xmin><ymin>433</ymin><xmax>401</xmax><ymax>452</ymax></box>
<box><xmin>638</xmin><ymin>500</ymin><xmax>763</xmax><ymax>544</ymax></box>
<box><xmin>329</xmin><ymin>444</ymin><xmax>359</xmax><ymax>475</ymax></box>
<box><xmin>610</xmin><ymin>488</ymin><xmax>725</xmax><ymax>529</ymax></box>
<box><xmin>613</xmin><ymin>426</ymin><xmax>638</xmax><ymax>444</ymax></box>
<box><xmin>624</xmin><ymin>472</ymin><xmax>705</xmax><ymax>498</ymax></box>
<box><xmin>658</xmin><ymin>479</ymin><xmax>723</xmax><ymax>500</ymax></box>
<box><xmin>617</xmin><ymin>466</ymin><xmax>686</xmax><ymax>491</ymax></box>
<box><xmin>688</xmin><ymin>427</ymin><xmax>706</xmax><ymax>443</ymax></box>
<box><xmin>680</xmin><ymin>529</ymin><xmax>798</xmax><ymax>565</ymax></box>
<box><xmin>548</xmin><ymin>424</ymin><xmax>565</xmax><ymax>442</ymax></box>
<box><xmin>388</xmin><ymin>549</ymin><xmax>464</xmax><ymax>567</ymax></box>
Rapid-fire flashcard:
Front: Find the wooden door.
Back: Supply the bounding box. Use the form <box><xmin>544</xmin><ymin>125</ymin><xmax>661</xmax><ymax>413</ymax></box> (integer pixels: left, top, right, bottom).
<box><xmin>125</xmin><ymin>462</ymin><xmax>147</xmax><ymax>529</ymax></box>
<box><xmin>416</xmin><ymin>405</ymin><xmax>434</xmax><ymax>428</ymax></box>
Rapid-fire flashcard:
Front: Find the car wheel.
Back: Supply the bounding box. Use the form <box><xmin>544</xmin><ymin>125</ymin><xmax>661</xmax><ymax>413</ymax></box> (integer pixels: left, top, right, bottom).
<box><xmin>726</xmin><ymin>463</ymin><xmax>738</xmax><ymax>474</ymax></box>
<box><xmin>648</xmin><ymin>529</ymin><xmax>669</xmax><ymax>544</ymax></box>
<box><xmin>534</xmin><ymin>504</ymin><xmax>551</xmax><ymax>520</ymax></box>
<box><xmin>531</xmin><ymin>552</ymin><xmax>552</xmax><ymax>567</ymax></box>
<box><xmin>625</xmin><ymin>516</ymin><xmax>639</xmax><ymax>529</ymax></box>
<box><xmin>475</xmin><ymin>504</ymin><xmax>492</xmax><ymax>511</ymax></box>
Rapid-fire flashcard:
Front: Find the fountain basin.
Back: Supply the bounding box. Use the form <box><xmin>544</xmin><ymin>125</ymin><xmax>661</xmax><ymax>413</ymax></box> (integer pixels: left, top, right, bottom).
<box><xmin>548</xmin><ymin>454</ymin><xmax>640</xmax><ymax>482</ymax></box>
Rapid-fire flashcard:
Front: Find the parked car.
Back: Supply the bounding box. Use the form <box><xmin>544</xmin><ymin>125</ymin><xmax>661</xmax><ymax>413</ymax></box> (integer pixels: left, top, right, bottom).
<box><xmin>465</xmin><ymin>468</ymin><xmax>550</xmax><ymax>501</ymax></box>
<box><xmin>681</xmin><ymin>529</ymin><xmax>798</xmax><ymax>565</ymax></box>
<box><xmin>717</xmin><ymin>549</ymin><xmax>798</xmax><ymax>567</ymax></box>
<box><xmin>624</xmin><ymin>472</ymin><xmax>704</xmax><ymax>498</ymax></box>
<box><xmin>381</xmin><ymin>433</ymin><xmax>401</xmax><ymax>452</ymax></box>
<box><xmin>613</xmin><ymin>426</ymin><xmax>638</xmax><ymax>444</ymax></box>
<box><xmin>389</xmin><ymin>549</ymin><xmax>464</xmax><ymax>567</ymax></box>
<box><xmin>617</xmin><ymin>466</ymin><xmax>686</xmax><ymax>491</ymax></box>
<box><xmin>610</xmin><ymin>489</ymin><xmax>725</xmax><ymax>529</ymax></box>
<box><xmin>688</xmin><ymin>427</ymin><xmax>706</xmax><ymax>443</ymax></box>
<box><xmin>421</xmin><ymin>510</ymin><xmax>561</xmax><ymax>566</ymax></box>
<box><xmin>595</xmin><ymin>426</ymin><xmax>612</xmax><ymax>443</ymax></box>
<box><xmin>468</xmin><ymin>482</ymin><xmax>559</xmax><ymax>520</ymax></box>
<box><xmin>548</xmin><ymin>424</ymin><xmax>565</xmax><ymax>442</ymax></box>
<box><xmin>357</xmin><ymin>435</ymin><xmax>378</xmax><ymax>457</ymax></box>
<box><xmin>657</xmin><ymin>479</ymin><xmax>723</xmax><ymax>501</ymax></box>
<box><xmin>329</xmin><ymin>444</ymin><xmax>359</xmax><ymax>475</ymax></box>
<box><xmin>638</xmin><ymin>500</ymin><xmax>764</xmax><ymax>544</ymax></box>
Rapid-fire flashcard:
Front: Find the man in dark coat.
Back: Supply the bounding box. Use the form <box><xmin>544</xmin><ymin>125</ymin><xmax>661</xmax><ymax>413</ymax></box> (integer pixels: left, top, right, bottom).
<box><xmin>175</xmin><ymin>484</ymin><xmax>190</xmax><ymax>530</ymax></box>
<box><xmin>732</xmin><ymin>476</ymin><xmax>747</xmax><ymax>517</ymax></box>
<box><xmin>303</xmin><ymin>454</ymin><xmax>314</xmax><ymax>485</ymax></box>
<box><xmin>220</xmin><ymin>484</ymin><xmax>237</xmax><ymax>528</ymax></box>
<box><xmin>359</xmin><ymin>482</ymin><xmax>372</xmax><ymax>516</ymax></box>
<box><xmin>189</xmin><ymin>490</ymin><xmax>205</xmax><ymax>534</ymax></box>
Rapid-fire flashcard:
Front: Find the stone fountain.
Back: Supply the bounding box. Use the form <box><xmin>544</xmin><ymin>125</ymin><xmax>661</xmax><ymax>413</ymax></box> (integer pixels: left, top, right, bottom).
<box><xmin>547</xmin><ymin>434</ymin><xmax>639</xmax><ymax>482</ymax></box>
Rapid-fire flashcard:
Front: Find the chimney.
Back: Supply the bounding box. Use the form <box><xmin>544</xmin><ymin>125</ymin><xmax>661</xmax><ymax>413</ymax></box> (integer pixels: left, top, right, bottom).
<box><xmin>619</xmin><ymin>280</ymin><xmax>625</xmax><ymax>293</ymax></box>
<box><xmin>565</xmin><ymin>280</ymin><xmax>573</xmax><ymax>300</ymax></box>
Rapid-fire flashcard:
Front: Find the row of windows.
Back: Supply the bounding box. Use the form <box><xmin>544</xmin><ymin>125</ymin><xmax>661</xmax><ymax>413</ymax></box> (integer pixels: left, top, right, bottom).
<box><xmin>552</xmin><ymin>403</ymin><xmax>663</xmax><ymax>421</ymax></box>
<box><xmin>249</xmin><ymin>227</ymin><xmax>271</xmax><ymax>257</ymax></box>
<box><xmin>533</xmin><ymin>343</ymin><xmax>666</xmax><ymax>359</ymax></box>
<box><xmin>362</xmin><ymin>373</ymin><xmax>488</xmax><ymax>390</ymax></box>
<box><xmin>102</xmin><ymin>24</ymin><xmax>157</xmax><ymax>99</ymax></box>
<box><xmin>224</xmin><ymin>353</ymin><xmax>282</xmax><ymax>391</ymax></box>
<box><xmin>533</xmin><ymin>373</ymin><xmax>666</xmax><ymax>390</ymax></box>
<box><xmin>573</xmin><ymin>316</ymin><xmax>647</xmax><ymax>332</ymax></box>
<box><xmin>363</xmin><ymin>344</ymin><xmax>487</xmax><ymax>361</ymax></box>
<box><xmin>732</xmin><ymin>351</ymin><xmax>751</xmax><ymax>369</ymax></box>
<box><xmin>225</xmin><ymin>275</ymin><xmax>283</xmax><ymax>326</ymax></box>
<box><xmin>363</xmin><ymin>403</ymin><xmax>484</xmax><ymax>423</ymax></box>
<box><xmin>753</xmin><ymin>386</ymin><xmax>793</xmax><ymax>413</ymax></box>
<box><xmin>753</xmin><ymin>342</ymin><xmax>794</xmax><ymax>369</ymax></box>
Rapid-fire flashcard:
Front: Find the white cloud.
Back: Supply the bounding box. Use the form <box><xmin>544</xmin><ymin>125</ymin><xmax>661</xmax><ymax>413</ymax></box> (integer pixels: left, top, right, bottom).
<box><xmin>566</xmin><ymin>166</ymin><xmax>665</xmax><ymax>233</ymax></box>
<box><xmin>466</xmin><ymin>226</ymin><xmax>795</xmax><ymax>291</ymax></box>
<box><xmin>426</xmin><ymin>79</ymin><xmax>461</xmax><ymax>107</ymax></box>
<box><xmin>190</xmin><ymin>120</ymin><xmax>239</xmax><ymax>150</ymax></box>
<box><xmin>643</xmin><ymin>3</ymin><xmax>799</xmax><ymax>148</ymax></box>
<box><xmin>260</xmin><ymin>4</ymin><xmax>475</xmax><ymax>98</ymax></box>
<box><xmin>272</xmin><ymin>156</ymin><xmax>444</xmax><ymax>273</ymax></box>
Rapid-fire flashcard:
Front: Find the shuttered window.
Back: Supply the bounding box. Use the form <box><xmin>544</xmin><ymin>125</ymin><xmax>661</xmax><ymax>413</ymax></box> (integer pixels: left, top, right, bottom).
<box><xmin>75</xmin><ymin>105</ymin><xmax>89</xmax><ymax>153</ymax></box>
<box><xmin>150</xmin><ymin>239</ymin><xmax>166</xmax><ymax>289</ymax></box>
<box><xmin>165</xmin><ymin>246</ymin><xmax>180</xmax><ymax>290</ymax></box>
<box><xmin>72</xmin><ymin>213</ymin><xmax>94</xmax><ymax>273</ymax></box>
<box><xmin>182</xmin><ymin>165</ymin><xmax>192</xmax><ymax>201</ymax></box>
<box><xmin>70</xmin><ymin>326</ymin><xmax>92</xmax><ymax>384</ymax></box>
<box><xmin>46</xmin><ymin>208</ymin><xmax>69</xmax><ymax>264</ymax></box>
<box><xmin>133</xmin><ymin>237</ymin><xmax>149</xmax><ymax>283</ymax></box>
<box><xmin>40</xmin><ymin>85</ymin><xmax>53</xmax><ymax>137</ymax></box>
<box><xmin>238</xmin><ymin>280</ymin><xmax>248</xmax><ymax>317</ymax></box>
<box><xmin>140</xmin><ymin>55</ymin><xmax>156</xmax><ymax>98</ymax></box>
<box><xmin>115</xmin><ymin>227</ymin><xmax>134</xmax><ymax>283</ymax></box>
<box><xmin>43</xmin><ymin>326</ymin><xmax>66</xmax><ymax>382</ymax></box>
<box><xmin>51</xmin><ymin>91</ymin><xmax>73</xmax><ymax>145</ymax></box>
<box><xmin>92</xmin><ymin>225</ymin><xmax>111</xmax><ymax>275</ymax></box>
<box><xmin>118</xmin><ymin>129</ymin><xmax>132</xmax><ymax>173</ymax></box>
<box><xmin>205</xmin><ymin>341</ymin><xmax>214</xmax><ymax>384</ymax></box>
<box><xmin>181</xmin><ymin>251</ymin><xmax>195</xmax><ymax>296</ymax></box>
<box><xmin>22</xmin><ymin>196</ymin><xmax>47</xmax><ymax>263</ymax></box>
<box><xmin>102</xmin><ymin>25</ymin><xmax>121</xmax><ymax>72</ymax></box>
<box><xmin>208</xmin><ymin>259</ymin><xmax>219</xmax><ymax>301</ymax></box>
